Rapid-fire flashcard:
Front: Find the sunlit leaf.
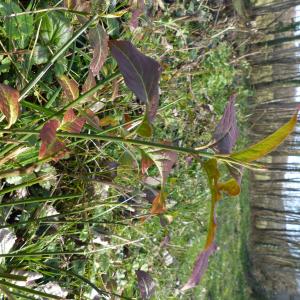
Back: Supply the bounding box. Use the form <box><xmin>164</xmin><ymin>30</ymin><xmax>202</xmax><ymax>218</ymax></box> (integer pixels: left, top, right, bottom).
<box><xmin>136</xmin><ymin>270</ymin><xmax>155</xmax><ymax>300</ymax></box>
<box><xmin>181</xmin><ymin>242</ymin><xmax>217</xmax><ymax>291</ymax></box>
<box><xmin>60</xmin><ymin>108</ymin><xmax>86</xmax><ymax>133</ymax></box>
<box><xmin>58</xmin><ymin>75</ymin><xmax>79</xmax><ymax>103</ymax></box>
<box><xmin>39</xmin><ymin>120</ymin><xmax>66</xmax><ymax>161</ymax></box>
<box><xmin>88</xmin><ymin>24</ymin><xmax>109</xmax><ymax>77</ymax></box>
<box><xmin>213</xmin><ymin>93</ymin><xmax>238</xmax><ymax>154</ymax></box>
<box><xmin>109</xmin><ymin>40</ymin><xmax>162</xmax><ymax>124</ymax></box>
<box><xmin>0</xmin><ymin>83</ymin><xmax>20</xmax><ymax>128</ymax></box>
<box><xmin>102</xmin><ymin>9</ymin><xmax>129</xmax><ymax>18</ymax></box>
<box><xmin>150</xmin><ymin>191</ymin><xmax>166</xmax><ymax>214</ymax></box>
<box><xmin>230</xmin><ymin>111</ymin><xmax>298</xmax><ymax>162</ymax></box>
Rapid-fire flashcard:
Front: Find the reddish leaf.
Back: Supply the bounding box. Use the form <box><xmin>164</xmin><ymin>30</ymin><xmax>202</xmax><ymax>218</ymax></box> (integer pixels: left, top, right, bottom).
<box><xmin>88</xmin><ymin>24</ymin><xmax>109</xmax><ymax>77</ymax></box>
<box><xmin>58</xmin><ymin>75</ymin><xmax>79</xmax><ymax>103</ymax></box>
<box><xmin>130</xmin><ymin>0</ymin><xmax>145</xmax><ymax>29</ymax></box>
<box><xmin>0</xmin><ymin>84</ymin><xmax>20</xmax><ymax>128</ymax></box>
<box><xmin>136</xmin><ymin>270</ymin><xmax>155</xmax><ymax>300</ymax></box>
<box><xmin>141</xmin><ymin>150</ymin><xmax>154</xmax><ymax>175</ymax></box>
<box><xmin>181</xmin><ymin>160</ymin><xmax>220</xmax><ymax>291</ymax></box>
<box><xmin>213</xmin><ymin>93</ymin><xmax>238</xmax><ymax>154</ymax></box>
<box><xmin>39</xmin><ymin>120</ymin><xmax>66</xmax><ymax>161</ymax></box>
<box><xmin>181</xmin><ymin>242</ymin><xmax>217</xmax><ymax>291</ymax></box>
<box><xmin>150</xmin><ymin>192</ymin><xmax>166</xmax><ymax>215</ymax></box>
<box><xmin>109</xmin><ymin>40</ymin><xmax>162</xmax><ymax>123</ymax></box>
<box><xmin>40</xmin><ymin>120</ymin><xmax>60</xmax><ymax>145</ymax></box>
<box><xmin>60</xmin><ymin>108</ymin><xmax>86</xmax><ymax>133</ymax></box>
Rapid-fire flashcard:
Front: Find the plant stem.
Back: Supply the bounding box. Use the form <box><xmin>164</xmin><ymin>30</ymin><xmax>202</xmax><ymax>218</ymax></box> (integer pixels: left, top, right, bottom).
<box><xmin>4</xmin><ymin>7</ymin><xmax>91</xmax><ymax>18</ymax></box>
<box><xmin>0</xmin><ymin>194</ymin><xmax>82</xmax><ymax>208</ymax></box>
<box><xmin>0</xmin><ymin>128</ymin><xmax>213</xmax><ymax>157</ymax></box>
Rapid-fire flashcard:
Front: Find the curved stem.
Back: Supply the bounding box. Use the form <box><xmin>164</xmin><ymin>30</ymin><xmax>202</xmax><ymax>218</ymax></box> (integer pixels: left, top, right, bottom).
<box><xmin>0</xmin><ymin>128</ymin><xmax>213</xmax><ymax>157</ymax></box>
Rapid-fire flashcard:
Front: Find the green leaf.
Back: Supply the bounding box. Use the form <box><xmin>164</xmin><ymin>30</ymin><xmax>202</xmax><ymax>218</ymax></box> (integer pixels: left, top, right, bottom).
<box><xmin>230</xmin><ymin>111</ymin><xmax>298</xmax><ymax>162</ymax></box>
<box><xmin>136</xmin><ymin>119</ymin><xmax>153</xmax><ymax>138</ymax></box>
<box><xmin>40</xmin><ymin>12</ymin><xmax>73</xmax><ymax>49</ymax></box>
<box><xmin>0</xmin><ymin>1</ymin><xmax>33</xmax><ymax>49</ymax></box>
<box><xmin>0</xmin><ymin>84</ymin><xmax>20</xmax><ymax>128</ymax></box>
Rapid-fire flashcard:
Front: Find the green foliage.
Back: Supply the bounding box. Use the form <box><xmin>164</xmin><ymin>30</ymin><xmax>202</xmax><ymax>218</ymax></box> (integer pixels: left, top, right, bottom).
<box><xmin>0</xmin><ymin>1</ymin><xmax>294</xmax><ymax>299</ymax></box>
<box><xmin>0</xmin><ymin>0</ymin><xmax>33</xmax><ymax>49</ymax></box>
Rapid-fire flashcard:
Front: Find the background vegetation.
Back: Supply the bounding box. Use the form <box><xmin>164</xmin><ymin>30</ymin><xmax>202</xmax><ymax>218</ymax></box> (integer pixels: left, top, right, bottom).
<box><xmin>0</xmin><ymin>1</ymin><xmax>253</xmax><ymax>299</ymax></box>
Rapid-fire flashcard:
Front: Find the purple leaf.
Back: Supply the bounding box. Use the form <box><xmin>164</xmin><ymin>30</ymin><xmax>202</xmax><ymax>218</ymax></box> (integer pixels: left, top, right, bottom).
<box><xmin>227</xmin><ymin>163</ymin><xmax>243</xmax><ymax>185</ymax></box>
<box><xmin>136</xmin><ymin>270</ymin><xmax>155</xmax><ymax>299</ymax></box>
<box><xmin>213</xmin><ymin>93</ymin><xmax>238</xmax><ymax>154</ymax></box>
<box><xmin>181</xmin><ymin>242</ymin><xmax>217</xmax><ymax>292</ymax></box>
<box><xmin>109</xmin><ymin>40</ymin><xmax>162</xmax><ymax>123</ymax></box>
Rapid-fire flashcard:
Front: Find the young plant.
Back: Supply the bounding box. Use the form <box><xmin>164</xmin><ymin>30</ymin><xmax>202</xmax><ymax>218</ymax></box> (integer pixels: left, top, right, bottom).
<box><xmin>0</xmin><ymin>2</ymin><xmax>298</xmax><ymax>298</ymax></box>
